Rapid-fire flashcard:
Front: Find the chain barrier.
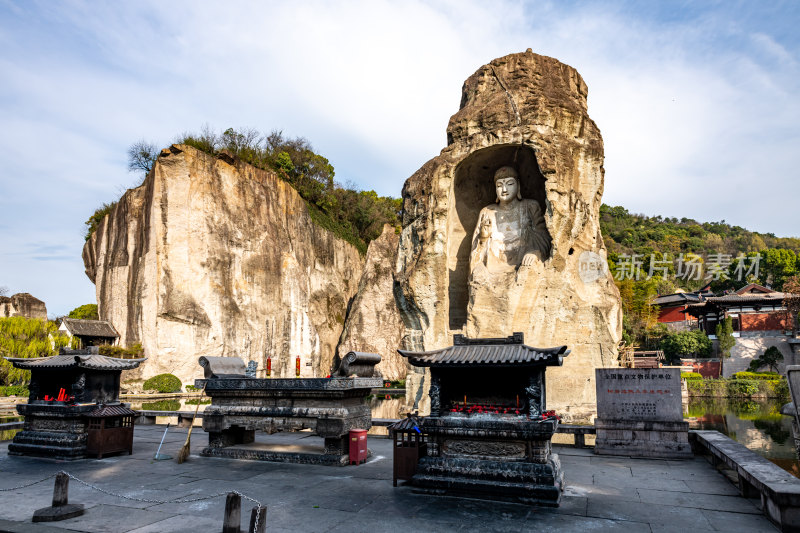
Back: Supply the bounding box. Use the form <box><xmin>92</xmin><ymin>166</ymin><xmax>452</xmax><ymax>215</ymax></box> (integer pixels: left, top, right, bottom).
<box><xmin>0</xmin><ymin>471</ymin><xmax>264</xmax><ymax>531</ymax></box>
<box><xmin>0</xmin><ymin>472</ymin><xmax>58</xmax><ymax>492</ymax></box>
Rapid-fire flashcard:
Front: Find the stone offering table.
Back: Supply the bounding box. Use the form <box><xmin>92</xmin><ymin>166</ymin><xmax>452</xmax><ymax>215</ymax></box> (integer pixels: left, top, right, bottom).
<box><xmin>197</xmin><ymin>355</ymin><xmax>382</xmax><ymax>465</ymax></box>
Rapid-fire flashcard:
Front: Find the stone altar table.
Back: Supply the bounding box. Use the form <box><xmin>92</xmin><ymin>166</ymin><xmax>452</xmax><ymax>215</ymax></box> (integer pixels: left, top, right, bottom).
<box><xmin>197</xmin><ymin>355</ymin><xmax>382</xmax><ymax>465</ymax></box>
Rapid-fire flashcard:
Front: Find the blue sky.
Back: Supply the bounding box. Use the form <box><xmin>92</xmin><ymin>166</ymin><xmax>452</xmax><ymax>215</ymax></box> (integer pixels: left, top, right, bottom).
<box><xmin>0</xmin><ymin>0</ymin><xmax>798</xmax><ymax>317</ymax></box>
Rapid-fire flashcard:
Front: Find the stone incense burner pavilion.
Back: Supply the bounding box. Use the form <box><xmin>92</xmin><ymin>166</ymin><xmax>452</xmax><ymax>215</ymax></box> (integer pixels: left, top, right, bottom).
<box><xmin>6</xmin><ymin>347</ymin><xmax>145</xmax><ymax>460</ymax></box>
<box><xmin>399</xmin><ymin>333</ymin><xmax>569</xmax><ymax>505</ymax></box>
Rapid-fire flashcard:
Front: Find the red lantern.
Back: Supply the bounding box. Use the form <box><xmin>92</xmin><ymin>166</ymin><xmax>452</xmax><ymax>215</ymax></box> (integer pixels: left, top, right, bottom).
<box><xmin>296</xmin><ymin>356</ymin><xmax>301</xmax><ymax>377</ymax></box>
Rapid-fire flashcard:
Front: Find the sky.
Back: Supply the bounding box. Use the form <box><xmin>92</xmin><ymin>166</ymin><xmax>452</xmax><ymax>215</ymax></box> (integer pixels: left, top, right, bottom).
<box><xmin>0</xmin><ymin>0</ymin><xmax>798</xmax><ymax>317</ymax></box>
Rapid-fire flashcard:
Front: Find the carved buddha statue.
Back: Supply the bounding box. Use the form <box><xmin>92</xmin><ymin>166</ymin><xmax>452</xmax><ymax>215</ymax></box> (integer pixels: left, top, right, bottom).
<box><xmin>469</xmin><ymin>166</ymin><xmax>550</xmax><ymax>277</ymax></box>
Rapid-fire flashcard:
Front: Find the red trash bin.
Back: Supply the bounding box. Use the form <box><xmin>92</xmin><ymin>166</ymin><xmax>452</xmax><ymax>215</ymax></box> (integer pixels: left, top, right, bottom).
<box><xmin>349</xmin><ymin>429</ymin><xmax>368</xmax><ymax>465</ymax></box>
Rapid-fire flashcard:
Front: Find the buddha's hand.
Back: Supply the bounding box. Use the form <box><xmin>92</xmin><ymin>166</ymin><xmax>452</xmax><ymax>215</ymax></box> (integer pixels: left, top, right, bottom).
<box><xmin>521</xmin><ymin>252</ymin><xmax>541</xmax><ymax>266</ymax></box>
<box><xmin>479</xmin><ymin>218</ymin><xmax>492</xmax><ymax>240</ymax></box>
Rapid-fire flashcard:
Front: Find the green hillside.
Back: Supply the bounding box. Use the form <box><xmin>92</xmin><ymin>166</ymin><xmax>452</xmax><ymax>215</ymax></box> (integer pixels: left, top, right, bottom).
<box><xmin>600</xmin><ymin>204</ymin><xmax>800</xmax><ymax>351</ymax></box>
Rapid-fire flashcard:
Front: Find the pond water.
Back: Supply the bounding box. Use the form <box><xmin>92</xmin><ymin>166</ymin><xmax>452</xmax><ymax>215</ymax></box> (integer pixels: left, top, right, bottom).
<box><xmin>685</xmin><ymin>397</ymin><xmax>800</xmax><ymax>477</ymax></box>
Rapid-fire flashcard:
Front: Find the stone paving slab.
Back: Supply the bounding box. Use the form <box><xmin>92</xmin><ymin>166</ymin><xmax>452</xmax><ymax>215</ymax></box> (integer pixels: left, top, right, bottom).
<box><xmin>0</xmin><ymin>426</ymin><xmax>781</xmax><ymax>532</ymax></box>
<box><xmin>42</xmin><ymin>505</ymin><xmax>174</xmax><ymax>533</ymax></box>
<box><xmin>637</xmin><ymin>487</ymin><xmax>761</xmax><ymax>513</ymax></box>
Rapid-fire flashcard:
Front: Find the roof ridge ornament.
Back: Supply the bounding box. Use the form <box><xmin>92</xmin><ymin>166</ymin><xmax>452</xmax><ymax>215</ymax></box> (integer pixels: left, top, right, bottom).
<box><xmin>453</xmin><ymin>332</ymin><xmax>524</xmax><ymax>345</ymax></box>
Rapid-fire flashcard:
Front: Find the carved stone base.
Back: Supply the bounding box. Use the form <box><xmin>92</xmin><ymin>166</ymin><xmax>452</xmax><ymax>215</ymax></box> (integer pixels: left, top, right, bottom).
<box><xmin>8</xmin><ymin>431</ymin><xmax>88</xmax><ymax>460</ymax></box>
<box><xmin>411</xmin><ymin>416</ymin><xmax>563</xmax><ymax>505</ymax></box>
<box><xmin>200</xmin><ymin>446</ymin><xmax>371</xmax><ymax>466</ymax></box>
<box><xmin>412</xmin><ymin>454</ymin><xmax>563</xmax><ymax>506</ymax></box>
<box><xmin>9</xmin><ymin>404</ymin><xmax>94</xmax><ymax>460</ymax></box>
<box><xmin>594</xmin><ymin>419</ymin><xmax>692</xmax><ymax>459</ymax></box>
<box><xmin>32</xmin><ymin>504</ymin><xmax>85</xmax><ymax>522</ymax></box>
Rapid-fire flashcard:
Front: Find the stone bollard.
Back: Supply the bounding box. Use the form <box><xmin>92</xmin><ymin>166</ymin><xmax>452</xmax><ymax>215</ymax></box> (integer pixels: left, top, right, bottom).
<box><xmin>248</xmin><ymin>506</ymin><xmax>267</xmax><ymax>533</ymax></box>
<box><xmin>32</xmin><ymin>472</ymin><xmax>85</xmax><ymax>522</ymax></box>
<box><xmin>222</xmin><ymin>492</ymin><xmax>241</xmax><ymax>533</ymax></box>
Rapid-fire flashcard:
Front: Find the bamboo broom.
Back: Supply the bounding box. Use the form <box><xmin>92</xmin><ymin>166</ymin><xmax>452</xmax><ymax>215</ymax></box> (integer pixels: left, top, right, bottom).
<box><xmin>176</xmin><ymin>383</ymin><xmax>206</xmax><ymax>464</ymax></box>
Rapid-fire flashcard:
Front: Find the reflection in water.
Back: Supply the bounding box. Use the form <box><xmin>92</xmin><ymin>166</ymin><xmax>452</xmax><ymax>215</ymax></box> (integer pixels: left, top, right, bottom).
<box><xmin>686</xmin><ymin>398</ymin><xmax>799</xmax><ymax>477</ymax></box>
<box><xmin>129</xmin><ymin>398</ymin><xmax>210</xmax><ymax>412</ymax></box>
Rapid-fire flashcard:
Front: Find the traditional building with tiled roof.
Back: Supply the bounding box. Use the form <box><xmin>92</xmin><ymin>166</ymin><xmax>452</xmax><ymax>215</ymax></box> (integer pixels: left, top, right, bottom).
<box><xmin>58</xmin><ymin>318</ymin><xmax>119</xmax><ymax>348</ymax></box>
<box><xmin>684</xmin><ymin>284</ymin><xmax>798</xmax><ymax>377</ymax></box>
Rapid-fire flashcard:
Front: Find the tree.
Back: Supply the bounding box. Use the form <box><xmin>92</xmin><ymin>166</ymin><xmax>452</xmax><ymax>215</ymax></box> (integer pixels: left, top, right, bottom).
<box><xmin>127</xmin><ymin>140</ymin><xmax>159</xmax><ymax>175</ymax></box>
<box><xmin>0</xmin><ymin>286</ymin><xmax>8</xmax><ymax>297</ymax></box>
<box><xmin>761</xmin><ymin>248</ymin><xmax>798</xmax><ymax>290</ymax></box>
<box><xmin>716</xmin><ymin>317</ymin><xmax>736</xmax><ymax>376</ymax></box>
<box><xmin>84</xmin><ymin>201</ymin><xmax>118</xmax><ymax>241</ymax></box>
<box><xmin>178</xmin><ymin>126</ymin><xmax>400</xmax><ymax>253</ymax></box>
<box><xmin>0</xmin><ymin>317</ymin><xmax>72</xmax><ymax>385</ymax></box>
<box><xmin>783</xmin><ymin>275</ymin><xmax>800</xmax><ymax>336</ymax></box>
<box><xmin>660</xmin><ymin>330</ymin><xmax>712</xmax><ymax>363</ymax></box>
<box><xmin>615</xmin><ymin>278</ymin><xmax>664</xmax><ymax>350</ymax></box>
<box><xmin>67</xmin><ymin>304</ymin><xmax>98</xmax><ymax>320</ymax></box>
<box><xmin>749</xmin><ymin>346</ymin><xmax>783</xmax><ymax>372</ymax></box>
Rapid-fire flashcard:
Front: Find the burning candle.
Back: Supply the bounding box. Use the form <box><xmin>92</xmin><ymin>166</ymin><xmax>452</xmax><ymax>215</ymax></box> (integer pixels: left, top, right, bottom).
<box><xmin>516</xmin><ymin>395</ymin><xmax>519</xmax><ymax>408</ymax></box>
<box><xmin>464</xmin><ymin>394</ymin><xmax>467</xmax><ymax>407</ymax></box>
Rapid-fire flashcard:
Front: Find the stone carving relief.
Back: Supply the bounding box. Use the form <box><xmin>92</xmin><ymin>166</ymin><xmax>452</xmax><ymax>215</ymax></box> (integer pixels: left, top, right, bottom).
<box><xmin>443</xmin><ymin>439</ymin><xmax>526</xmax><ymax>458</ymax></box>
<box><xmin>525</xmin><ymin>382</ymin><xmax>542</xmax><ymax>419</ymax></box>
<box><xmin>72</xmin><ymin>373</ymin><xmax>86</xmax><ymax>401</ymax></box>
<box><xmin>429</xmin><ymin>374</ymin><xmax>441</xmax><ymax>416</ymax></box>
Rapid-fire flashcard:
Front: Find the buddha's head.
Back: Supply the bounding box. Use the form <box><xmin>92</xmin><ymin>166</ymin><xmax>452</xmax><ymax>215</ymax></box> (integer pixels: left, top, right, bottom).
<box><xmin>494</xmin><ymin>166</ymin><xmax>522</xmax><ymax>205</ymax></box>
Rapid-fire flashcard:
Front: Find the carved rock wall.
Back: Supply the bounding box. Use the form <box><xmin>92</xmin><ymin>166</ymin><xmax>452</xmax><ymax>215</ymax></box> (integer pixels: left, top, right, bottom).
<box><xmin>395</xmin><ymin>51</ymin><xmax>623</xmax><ymax>421</ymax></box>
<box><xmin>83</xmin><ymin>145</ymin><xmax>363</xmax><ymax>385</ymax></box>
<box><xmin>336</xmin><ymin>224</ymin><xmax>407</xmax><ymax>380</ymax></box>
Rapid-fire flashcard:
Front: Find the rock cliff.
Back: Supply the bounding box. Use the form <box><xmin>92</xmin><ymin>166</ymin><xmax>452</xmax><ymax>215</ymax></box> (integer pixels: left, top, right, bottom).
<box><xmin>394</xmin><ymin>50</ymin><xmax>623</xmax><ymax>421</ymax></box>
<box><xmin>336</xmin><ymin>224</ymin><xmax>407</xmax><ymax>380</ymax></box>
<box><xmin>83</xmin><ymin>145</ymin><xmax>363</xmax><ymax>384</ymax></box>
<box><xmin>0</xmin><ymin>293</ymin><xmax>47</xmax><ymax>320</ymax></box>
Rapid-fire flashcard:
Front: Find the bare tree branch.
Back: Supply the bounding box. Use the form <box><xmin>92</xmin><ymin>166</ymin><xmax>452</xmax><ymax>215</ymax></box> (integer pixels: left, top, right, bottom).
<box><xmin>127</xmin><ymin>140</ymin><xmax>159</xmax><ymax>175</ymax></box>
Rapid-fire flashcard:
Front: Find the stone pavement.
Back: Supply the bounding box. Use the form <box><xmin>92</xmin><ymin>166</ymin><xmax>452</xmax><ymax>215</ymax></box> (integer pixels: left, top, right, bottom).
<box><xmin>0</xmin><ymin>426</ymin><xmax>779</xmax><ymax>532</ymax></box>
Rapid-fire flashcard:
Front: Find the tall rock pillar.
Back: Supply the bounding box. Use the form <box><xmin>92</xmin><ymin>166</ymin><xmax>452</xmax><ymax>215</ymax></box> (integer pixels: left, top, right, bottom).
<box><xmin>395</xmin><ymin>50</ymin><xmax>622</xmax><ymax>421</ymax></box>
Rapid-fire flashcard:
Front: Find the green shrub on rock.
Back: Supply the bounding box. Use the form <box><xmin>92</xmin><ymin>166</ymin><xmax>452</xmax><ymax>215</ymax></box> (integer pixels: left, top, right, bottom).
<box><xmin>727</xmin><ymin>380</ymin><xmax>760</xmax><ymax>397</ymax></box>
<box><xmin>732</xmin><ymin>371</ymin><xmax>781</xmax><ymax>380</ymax></box>
<box><xmin>143</xmin><ymin>373</ymin><xmax>182</xmax><ymax>393</ymax></box>
<box><xmin>766</xmin><ymin>379</ymin><xmax>790</xmax><ymax>401</ymax></box>
<box><xmin>99</xmin><ymin>343</ymin><xmax>144</xmax><ymax>359</ymax></box>
<box><xmin>141</xmin><ymin>399</ymin><xmax>181</xmax><ymax>411</ymax></box>
<box><xmin>680</xmin><ymin>372</ymin><xmax>703</xmax><ymax>380</ymax></box>
<box><xmin>67</xmin><ymin>304</ymin><xmax>99</xmax><ymax>320</ymax></box>
<box><xmin>0</xmin><ymin>385</ymin><xmax>29</xmax><ymax>397</ymax></box>
<box><xmin>687</xmin><ymin>379</ymin><xmax>727</xmax><ymax>396</ymax></box>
